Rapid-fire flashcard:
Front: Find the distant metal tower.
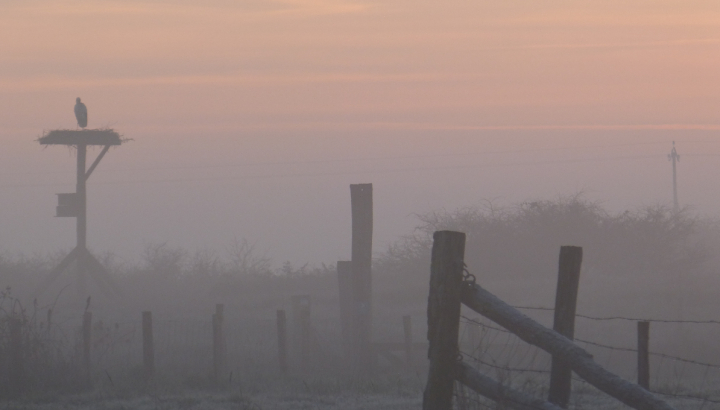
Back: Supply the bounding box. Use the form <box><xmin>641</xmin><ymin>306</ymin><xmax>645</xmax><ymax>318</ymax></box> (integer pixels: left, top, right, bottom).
<box><xmin>668</xmin><ymin>141</ymin><xmax>680</xmax><ymax>213</ymax></box>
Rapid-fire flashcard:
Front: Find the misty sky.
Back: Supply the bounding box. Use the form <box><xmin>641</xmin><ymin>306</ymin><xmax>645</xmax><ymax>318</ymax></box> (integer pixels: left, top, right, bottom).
<box><xmin>1</xmin><ymin>0</ymin><xmax>720</xmax><ymax>266</ymax></box>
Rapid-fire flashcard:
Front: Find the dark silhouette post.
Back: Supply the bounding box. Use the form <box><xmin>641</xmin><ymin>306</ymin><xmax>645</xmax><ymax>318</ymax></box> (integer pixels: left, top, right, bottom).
<box><xmin>8</xmin><ymin>317</ymin><xmax>23</xmax><ymax>398</ymax></box>
<box><xmin>638</xmin><ymin>321</ymin><xmax>650</xmax><ymax>390</ymax></box>
<box><xmin>76</xmin><ymin>143</ymin><xmax>87</xmax><ymax>293</ymax></box>
<box><xmin>423</xmin><ymin>231</ymin><xmax>466</xmax><ymax>410</ymax></box>
<box><xmin>142</xmin><ymin>311</ymin><xmax>154</xmax><ymax>379</ymax></box>
<box><xmin>668</xmin><ymin>141</ymin><xmax>680</xmax><ymax>213</ymax></box>
<box><xmin>212</xmin><ymin>304</ymin><xmax>225</xmax><ymax>384</ymax></box>
<box><xmin>350</xmin><ymin>183</ymin><xmax>373</xmax><ymax>375</ymax></box>
<box><xmin>291</xmin><ymin>295</ymin><xmax>312</xmax><ymax>372</ymax></box>
<box><xmin>337</xmin><ymin>261</ymin><xmax>354</xmax><ymax>358</ymax></box>
<box><xmin>548</xmin><ymin>246</ymin><xmax>583</xmax><ymax>408</ymax></box>
<box><xmin>82</xmin><ymin>311</ymin><xmax>92</xmax><ymax>389</ymax></box>
<box><xmin>276</xmin><ymin>310</ymin><xmax>288</xmax><ymax>373</ymax></box>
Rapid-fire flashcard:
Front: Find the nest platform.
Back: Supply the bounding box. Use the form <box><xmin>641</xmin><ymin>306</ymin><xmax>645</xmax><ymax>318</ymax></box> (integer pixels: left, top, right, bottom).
<box><xmin>39</xmin><ymin>129</ymin><xmax>122</xmax><ymax>146</ymax></box>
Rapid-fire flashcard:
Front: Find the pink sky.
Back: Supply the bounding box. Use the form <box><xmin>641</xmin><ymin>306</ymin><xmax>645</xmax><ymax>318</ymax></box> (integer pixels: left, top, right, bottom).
<box><xmin>1</xmin><ymin>0</ymin><xmax>719</xmax><ymax>264</ymax></box>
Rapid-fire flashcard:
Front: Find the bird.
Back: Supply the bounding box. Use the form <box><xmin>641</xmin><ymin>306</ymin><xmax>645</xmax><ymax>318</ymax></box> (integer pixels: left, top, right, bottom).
<box><xmin>74</xmin><ymin>97</ymin><xmax>88</xmax><ymax>128</ymax></box>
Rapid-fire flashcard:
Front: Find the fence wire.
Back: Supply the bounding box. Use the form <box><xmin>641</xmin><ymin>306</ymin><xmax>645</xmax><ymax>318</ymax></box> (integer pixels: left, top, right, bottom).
<box><xmin>456</xmin><ymin>314</ymin><xmax>720</xmax><ymax>410</ymax></box>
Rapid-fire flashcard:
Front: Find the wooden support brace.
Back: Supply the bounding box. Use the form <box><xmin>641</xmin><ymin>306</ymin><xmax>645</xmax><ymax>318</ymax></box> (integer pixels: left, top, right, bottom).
<box><xmin>460</xmin><ymin>283</ymin><xmax>676</xmax><ymax>410</ymax></box>
<box><xmin>456</xmin><ymin>362</ymin><xmax>564</xmax><ymax>410</ymax></box>
<box><xmin>84</xmin><ymin>144</ymin><xmax>111</xmax><ymax>181</ymax></box>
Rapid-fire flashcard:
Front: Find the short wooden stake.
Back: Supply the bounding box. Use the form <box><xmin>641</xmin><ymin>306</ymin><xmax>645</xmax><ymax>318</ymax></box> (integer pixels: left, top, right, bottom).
<box><xmin>548</xmin><ymin>246</ymin><xmax>583</xmax><ymax>408</ymax></box>
<box><xmin>337</xmin><ymin>261</ymin><xmax>354</xmax><ymax>358</ymax></box>
<box><xmin>8</xmin><ymin>317</ymin><xmax>23</xmax><ymax>398</ymax></box>
<box><xmin>638</xmin><ymin>321</ymin><xmax>650</xmax><ymax>390</ymax></box>
<box><xmin>291</xmin><ymin>295</ymin><xmax>312</xmax><ymax>372</ymax></box>
<box><xmin>403</xmin><ymin>315</ymin><xmax>413</xmax><ymax>366</ymax></box>
<box><xmin>212</xmin><ymin>304</ymin><xmax>225</xmax><ymax>383</ymax></box>
<box><xmin>276</xmin><ymin>310</ymin><xmax>288</xmax><ymax>373</ymax></box>
<box><xmin>142</xmin><ymin>311</ymin><xmax>154</xmax><ymax>378</ymax></box>
<box><xmin>423</xmin><ymin>230</ymin><xmax>466</xmax><ymax>410</ymax></box>
<box><xmin>82</xmin><ymin>311</ymin><xmax>92</xmax><ymax>389</ymax></box>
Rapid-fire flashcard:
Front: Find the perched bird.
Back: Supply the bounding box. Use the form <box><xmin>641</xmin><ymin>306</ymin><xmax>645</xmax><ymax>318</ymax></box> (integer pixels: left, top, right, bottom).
<box><xmin>74</xmin><ymin>97</ymin><xmax>88</xmax><ymax>128</ymax></box>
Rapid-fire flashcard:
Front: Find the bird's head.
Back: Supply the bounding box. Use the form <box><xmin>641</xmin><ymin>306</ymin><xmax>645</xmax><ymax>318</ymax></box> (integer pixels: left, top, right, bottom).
<box><xmin>76</xmin><ymin>97</ymin><xmax>81</xmax><ymax>104</ymax></box>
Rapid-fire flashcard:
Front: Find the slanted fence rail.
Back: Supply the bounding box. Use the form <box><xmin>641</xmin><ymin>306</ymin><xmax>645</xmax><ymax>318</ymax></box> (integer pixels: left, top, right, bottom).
<box><xmin>422</xmin><ymin>230</ymin><xmax>677</xmax><ymax>410</ymax></box>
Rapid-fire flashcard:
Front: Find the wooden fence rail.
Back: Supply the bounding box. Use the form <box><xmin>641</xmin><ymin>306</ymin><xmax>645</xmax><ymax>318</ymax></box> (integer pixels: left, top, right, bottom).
<box><xmin>422</xmin><ymin>230</ymin><xmax>676</xmax><ymax>410</ymax></box>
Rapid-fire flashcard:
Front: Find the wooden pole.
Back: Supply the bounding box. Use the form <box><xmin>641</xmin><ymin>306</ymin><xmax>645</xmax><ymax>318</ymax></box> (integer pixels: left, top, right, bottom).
<box><xmin>76</xmin><ymin>144</ymin><xmax>88</xmax><ymax>294</ymax></box>
<box><xmin>548</xmin><ymin>246</ymin><xmax>583</xmax><ymax>408</ymax></box>
<box><xmin>8</xmin><ymin>317</ymin><xmax>23</xmax><ymax>398</ymax></box>
<box><xmin>277</xmin><ymin>310</ymin><xmax>288</xmax><ymax>373</ymax></box>
<box><xmin>216</xmin><ymin>304</ymin><xmax>225</xmax><ymax>368</ymax></box>
<box><xmin>460</xmin><ymin>283</ymin><xmax>676</xmax><ymax>410</ymax></box>
<box><xmin>423</xmin><ymin>230</ymin><xmax>466</xmax><ymax>410</ymax></box>
<box><xmin>403</xmin><ymin>315</ymin><xmax>413</xmax><ymax>367</ymax></box>
<box><xmin>291</xmin><ymin>295</ymin><xmax>311</xmax><ymax>372</ymax></box>
<box><xmin>82</xmin><ymin>311</ymin><xmax>92</xmax><ymax>389</ymax></box>
<box><xmin>142</xmin><ymin>311</ymin><xmax>154</xmax><ymax>378</ymax></box>
<box><xmin>212</xmin><ymin>304</ymin><xmax>225</xmax><ymax>384</ymax></box>
<box><xmin>637</xmin><ymin>321</ymin><xmax>650</xmax><ymax>390</ymax></box>
<box><xmin>350</xmin><ymin>183</ymin><xmax>373</xmax><ymax>375</ymax></box>
<box><xmin>337</xmin><ymin>260</ymin><xmax>354</xmax><ymax>358</ymax></box>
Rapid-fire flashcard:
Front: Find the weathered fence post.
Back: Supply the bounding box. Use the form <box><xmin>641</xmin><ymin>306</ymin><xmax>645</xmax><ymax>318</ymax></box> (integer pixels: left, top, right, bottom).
<box><xmin>277</xmin><ymin>309</ymin><xmax>288</xmax><ymax>373</ymax></box>
<box><xmin>142</xmin><ymin>311</ymin><xmax>154</xmax><ymax>379</ymax></box>
<box><xmin>423</xmin><ymin>230</ymin><xmax>466</xmax><ymax>410</ymax></box>
<box><xmin>212</xmin><ymin>304</ymin><xmax>225</xmax><ymax>384</ymax></box>
<box><xmin>82</xmin><ymin>311</ymin><xmax>92</xmax><ymax>389</ymax></box>
<box><xmin>350</xmin><ymin>183</ymin><xmax>373</xmax><ymax>375</ymax></box>
<box><xmin>548</xmin><ymin>246</ymin><xmax>583</xmax><ymax>408</ymax></box>
<box><xmin>403</xmin><ymin>315</ymin><xmax>413</xmax><ymax>366</ymax></box>
<box><xmin>337</xmin><ymin>260</ymin><xmax>354</xmax><ymax>358</ymax></box>
<box><xmin>638</xmin><ymin>321</ymin><xmax>650</xmax><ymax>390</ymax></box>
<box><xmin>292</xmin><ymin>295</ymin><xmax>312</xmax><ymax>372</ymax></box>
<box><xmin>8</xmin><ymin>316</ymin><xmax>23</xmax><ymax>398</ymax></box>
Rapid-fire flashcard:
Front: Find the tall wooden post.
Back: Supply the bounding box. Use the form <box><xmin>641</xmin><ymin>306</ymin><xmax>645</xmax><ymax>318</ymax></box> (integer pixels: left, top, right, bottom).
<box><xmin>276</xmin><ymin>310</ymin><xmax>288</xmax><ymax>373</ymax></box>
<box><xmin>337</xmin><ymin>261</ymin><xmax>353</xmax><ymax>357</ymax></box>
<box><xmin>423</xmin><ymin>231</ymin><xmax>466</xmax><ymax>410</ymax></box>
<box><xmin>350</xmin><ymin>183</ymin><xmax>373</xmax><ymax>375</ymax></box>
<box><xmin>212</xmin><ymin>304</ymin><xmax>225</xmax><ymax>384</ymax></box>
<box><xmin>8</xmin><ymin>317</ymin><xmax>23</xmax><ymax>398</ymax></box>
<box><xmin>403</xmin><ymin>315</ymin><xmax>413</xmax><ymax>367</ymax></box>
<box><xmin>548</xmin><ymin>246</ymin><xmax>583</xmax><ymax>408</ymax></box>
<box><xmin>142</xmin><ymin>311</ymin><xmax>154</xmax><ymax>378</ymax></box>
<box><xmin>82</xmin><ymin>311</ymin><xmax>92</xmax><ymax>389</ymax></box>
<box><xmin>76</xmin><ymin>144</ymin><xmax>88</xmax><ymax>293</ymax></box>
<box><xmin>638</xmin><ymin>321</ymin><xmax>650</xmax><ymax>390</ymax></box>
<box><xmin>291</xmin><ymin>295</ymin><xmax>311</xmax><ymax>372</ymax></box>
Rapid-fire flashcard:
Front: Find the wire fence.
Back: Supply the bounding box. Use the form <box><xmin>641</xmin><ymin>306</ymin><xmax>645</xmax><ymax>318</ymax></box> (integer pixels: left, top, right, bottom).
<box><xmin>457</xmin><ymin>311</ymin><xmax>720</xmax><ymax>410</ymax></box>
<box><xmin>29</xmin><ymin>310</ymin><xmax>354</xmax><ymax>389</ymax></box>
<box><xmin>7</xmin><ymin>299</ymin><xmax>720</xmax><ymax>409</ymax></box>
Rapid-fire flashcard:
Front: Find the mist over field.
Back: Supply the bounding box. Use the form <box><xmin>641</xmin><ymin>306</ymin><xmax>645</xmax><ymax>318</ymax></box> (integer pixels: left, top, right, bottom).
<box><xmin>2</xmin><ymin>0</ymin><xmax>720</xmax><ymax>409</ymax></box>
